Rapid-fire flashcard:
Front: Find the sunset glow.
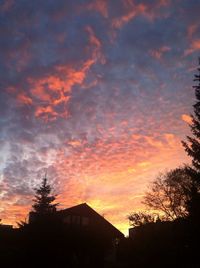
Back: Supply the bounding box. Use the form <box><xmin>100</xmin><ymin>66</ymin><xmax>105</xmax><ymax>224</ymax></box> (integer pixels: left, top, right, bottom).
<box><xmin>0</xmin><ymin>0</ymin><xmax>200</xmax><ymax>235</ymax></box>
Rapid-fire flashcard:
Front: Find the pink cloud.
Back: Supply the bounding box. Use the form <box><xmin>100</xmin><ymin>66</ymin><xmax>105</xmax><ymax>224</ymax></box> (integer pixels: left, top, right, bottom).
<box><xmin>150</xmin><ymin>46</ymin><xmax>171</xmax><ymax>60</ymax></box>
<box><xmin>85</xmin><ymin>25</ymin><xmax>106</xmax><ymax>64</ymax></box>
<box><xmin>187</xmin><ymin>23</ymin><xmax>199</xmax><ymax>39</ymax></box>
<box><xmin>86</xmin><ymin>0</ymin><xmax>108</xmax><ymax>18</ymax></box>
<box><xmin>184</xmin><ymin>39</ymin><xmax>200</xmax><ymax>56</ymax></box>
<box><xmin>112</xmin><ymin>3</ymin><xmax>147</xmax><ymax>30</ymax></box>
<box><xmin>25</xmin><ymin>60</ymin><xmax>94</xmax><ymax>121</ymax></box>
<box><xmin>16</xmin><ymin>93</ymin><xmax>33</xmax><ymax>105</ymax></box>
<box><xmin>111</xmin><ymin>0</ymin><xmax>171</xmax><ymax>31</ymax></box>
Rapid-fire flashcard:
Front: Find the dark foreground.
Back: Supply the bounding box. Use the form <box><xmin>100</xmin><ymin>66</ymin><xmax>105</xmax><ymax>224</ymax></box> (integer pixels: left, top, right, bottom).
<box><xmin>1</xmin><ymin>218</ymin><xmax>200</xmax><ymax>268</ymax></box>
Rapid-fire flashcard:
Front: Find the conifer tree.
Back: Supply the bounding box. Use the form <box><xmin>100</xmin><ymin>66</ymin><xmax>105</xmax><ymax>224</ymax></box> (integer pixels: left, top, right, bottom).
<box><xmin>32</xmin><ymin>175</ymin><xmax>58</xmax><ymax>216</ymax></box>
<box><xmin>182</xmin><ymin>58</ymin><xmax>200</xmax><ymax>179</ymax></box>
<box><xmin>182</xmin><ymin>58</ymin><xmax>200</xmax><ymax>219</ymax></box>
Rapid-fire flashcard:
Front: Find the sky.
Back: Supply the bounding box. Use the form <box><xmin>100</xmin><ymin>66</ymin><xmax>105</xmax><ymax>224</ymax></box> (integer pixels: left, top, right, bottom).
<box><xmin>0</xmin><ymin>0</ymin><xmax>200</xmax><ymax>235</ymax></box>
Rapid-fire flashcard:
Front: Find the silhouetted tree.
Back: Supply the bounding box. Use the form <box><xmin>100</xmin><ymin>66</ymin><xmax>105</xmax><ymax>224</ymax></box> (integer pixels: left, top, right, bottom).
<box><xmin>19</xmin><ymin>176</ymin><xmax>64</xmax><ymax>267</ymax></box>
<box><xmin>126</xmin><ymin>59</ymin><xmax>200</xmax><ymax>268</ymax></box>
<box><xmin>128</xmin><ymin>211</ymin><xmax>158</xmax><ymax>227</ymax></box>
<box><xmin>32</xmin><ymin>175</ymin><xmax>58</xmax><ymax>218</ymax></box>
<box><xmin>143</xmin><ymin>167</ymin><xmax>194</xmax><ymax>220</ymax></box>
<box><xmin>182</xmin><ymin>58</ymin><xmax>200</xmax><ymax>175</ymax></box>
<box><xmin>182</xmin><ymin>58</ymin><xmax>200</xmax><ymax>220</ymax></box>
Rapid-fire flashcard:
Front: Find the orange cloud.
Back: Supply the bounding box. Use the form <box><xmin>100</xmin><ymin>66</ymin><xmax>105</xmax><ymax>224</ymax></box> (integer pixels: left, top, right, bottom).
<box><xmin>35</xmin><ymin>106</ymin><xmax>59</xmax><ymax>121</ymax></box>
<box><xmin>29</xmin><ymin>67</ymin><xmax>85</xmax><ymax>98</ymax></box>
<box><xmin>7</xmin><ymin>22</ymin><xmax>106</xmax><ymax>121</ymax></box>
<box><xmin>1</xmin><ymin>129</ymin><xmax>190</xmax><ymax>235</ymax></box>
<box><xmin>26</xmin><ymin>60</ymin><xmax>94</xmax><ymax>120</ymax></box>
<box><xmin>85</xmin><ymin>26</ymin><xmax>106</xmax><ymax>64</ymax></box>
<box><xmin>111</xmin><ymin>0</ymin><xmax>171</xmax><ymax>31</ymax></box>
<box><xmin>11</xmin><ymin>26</ymin><xmax>104</xmax><ymax>122</ymax></box>
<box><xmin>112</xmin><ymin>3</ymin><xmax>146</xmax><ymax>30</ymax></box>
<box><xmin>23</xmin><ymin>26</ymin><xmax>105</xmax><ymax>121</ymax></box>
<box><xmin>52</xmin><ymin>130</ymin><xmax>189</xmax><ymax>234</ymax></box>
<box><xmin>0</xmin><ymin>195</ymin><xmax>32</xmax><ymax>227</ymax></box>
<box><xmin>68</xmin><ymin>140</ymin><xmax>82</xmax><ymax>147</ymax></box>
<box><xmin>85</xmin><ymin>26</ymin><xmax>101</xmax><ymax>49</ymax></box>
<box><xmin>184</xmin><ymin>39</ymin><xmax>200</xmax><ymax>56</ymax></box>
<box><xmin>17</xmin><ymin>93</ymin><xmax>33</xmax><ymax>105</ymax></box>
<box><xmin>182</xmin><ymin>114</ymin><xmax>192</xmax><ymax>124</ymax></box>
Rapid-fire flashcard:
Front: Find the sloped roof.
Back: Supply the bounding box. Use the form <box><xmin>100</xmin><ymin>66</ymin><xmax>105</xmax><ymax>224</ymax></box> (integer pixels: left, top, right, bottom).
<box><xmin>59</xmin><ymin>203</ymin><xmax>124</xmax><ymax>238</ymax></box>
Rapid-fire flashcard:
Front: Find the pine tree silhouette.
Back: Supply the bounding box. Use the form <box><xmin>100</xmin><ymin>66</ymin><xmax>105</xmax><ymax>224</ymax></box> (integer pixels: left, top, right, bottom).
<box><xmin>182</xmin><ymin>57</ymin><xmax>200</xmax><ymax>220</ymax></box>
<box><xmin>32</xmin><ymin>175</ymin><xmax>58</xmax><ymax>216</ymax></box>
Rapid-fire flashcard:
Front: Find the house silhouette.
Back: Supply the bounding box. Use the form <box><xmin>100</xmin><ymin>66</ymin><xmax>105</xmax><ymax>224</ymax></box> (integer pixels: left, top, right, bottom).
<box><xmin>58</xmin><ymin>203</ymin><xmax>123</xmax><ymax>239</ymax></box>
<box><xmin>29</xmin><ymin>203</ymin><xmax>123</xmax><ymax>266</ymax></box>
<box><xmin>30</xmin><ymin>202</ymin><xmax>123</xmax><ymax>240</ymax></box>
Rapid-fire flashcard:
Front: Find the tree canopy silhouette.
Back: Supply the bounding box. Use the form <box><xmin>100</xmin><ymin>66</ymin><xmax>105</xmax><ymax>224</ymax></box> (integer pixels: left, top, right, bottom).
<box><xmin>182</xmin><ymin>58</ymin><xmax>200</xmax><ymax>175</ymax></box>
<box><xmin>128</xmin><ymin>166</ymin><xmax>196</xmax><ymax>226</ymax></box>
<box><xmin>133</xmin><ymin>59</ymin><xmax>200</xmax><ymax>222</ymax></box>
<box><xmin>182</xmin><ymin>58</ymin><xmax>200</xmax><ymax>220</ymax></box>
<box><xmin>32</xmin><ymin>175</ymin><xmax>58</xmax><ymax>216</ymax></box>
<box><xmin>128</xmin><ymin>211</ymin><xmax>158</xmax><ymax>227</ymax></box>
<box><xmin>143</xmin><ymin>167</ymin><xmax>194</xmax><ymax>220</ymax></box>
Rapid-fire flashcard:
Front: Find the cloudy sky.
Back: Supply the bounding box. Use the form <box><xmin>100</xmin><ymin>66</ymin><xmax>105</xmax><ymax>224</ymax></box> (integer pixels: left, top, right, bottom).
<box><xmin>0</xmin><ymin>0</ymin><xmax>200</xmax><ymax>234</ymax></box>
